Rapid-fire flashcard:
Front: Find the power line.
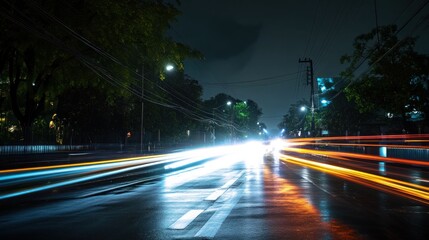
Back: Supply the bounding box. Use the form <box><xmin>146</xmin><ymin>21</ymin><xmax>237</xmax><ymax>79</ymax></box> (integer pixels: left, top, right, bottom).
<box><xmin>204</xmin><ymin>71</ymin><xmax>303</xmax><ymax>86</ymax></box>
<box><xmin>1</xmin><ymin>1</ymin><xmax>238</xmax><ymax>129</ymax></box>
<box><xmin>327</xmin><ymin>0</ymin><xmax>429</xmax><ymax>102</ymax></box>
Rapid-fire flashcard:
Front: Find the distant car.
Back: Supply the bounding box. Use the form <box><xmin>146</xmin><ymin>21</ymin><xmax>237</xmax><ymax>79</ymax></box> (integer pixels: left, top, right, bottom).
<box><xmin>262</xmin><ymin>140</ymin><xmax>275</xmax><ymax>156</ymax></box>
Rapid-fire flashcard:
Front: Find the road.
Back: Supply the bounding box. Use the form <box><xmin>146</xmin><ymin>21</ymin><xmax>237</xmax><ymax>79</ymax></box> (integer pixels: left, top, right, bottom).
<box><xmin>1</xmin><ymin>140</ymin><xmax>428</xmax><ymax>239</ymax></box>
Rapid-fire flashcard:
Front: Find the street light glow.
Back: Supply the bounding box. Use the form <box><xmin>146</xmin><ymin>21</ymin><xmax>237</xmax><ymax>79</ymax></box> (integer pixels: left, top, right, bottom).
<box><xmin>300</xmin><ymin>106</ymin><xmax>306</xmax><ymax>112</ymax></box>
<box><xmin>165</xmin><ymin>64</ymin><xmax>174</xmax><ymax>71</ymax></box>
<box><xmin>227</xmin><ymin>101</ymin><xmax>232</xmax><ymax>106</ymax></box>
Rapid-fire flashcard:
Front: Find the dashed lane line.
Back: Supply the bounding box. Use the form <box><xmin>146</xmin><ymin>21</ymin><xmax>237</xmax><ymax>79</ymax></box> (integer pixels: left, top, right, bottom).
<box><xmin>195</xmin><ymin>189</ymin><xmax>243</xmax><ymax>238</ymax></box>
<box><xmin>169</xmin><ymin>209</ymin><xmax>205</xmax><ymax>230</ymax></box>
<box><xmin>205</xmin><ymin>170</ymin><xmax>245</xmax><ymax>201</ymax></box>
<box><xmin>168</xmin><ymin>169</ymin><xmax>245</xmax><ymax>237</ymax></box>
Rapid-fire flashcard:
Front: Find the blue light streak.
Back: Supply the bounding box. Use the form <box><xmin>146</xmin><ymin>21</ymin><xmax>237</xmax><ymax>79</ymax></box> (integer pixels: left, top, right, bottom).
<box><xmin>0</xmin><ymin>145</ymin><xmax>241</xmax><ymax>200</ymax></box>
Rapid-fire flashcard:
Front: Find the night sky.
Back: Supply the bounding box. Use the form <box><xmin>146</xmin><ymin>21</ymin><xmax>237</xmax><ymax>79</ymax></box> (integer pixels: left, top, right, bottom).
<box><xmin>171</xmin><ymin>0</ymin><xmax>429</xmax><ymax>129</ymax></box>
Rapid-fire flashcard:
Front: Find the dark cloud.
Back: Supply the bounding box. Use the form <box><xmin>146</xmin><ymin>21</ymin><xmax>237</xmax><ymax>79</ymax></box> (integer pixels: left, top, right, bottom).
<box><xmin>174</xmin><ymin>15</ymin><xmax>261</xmax><ymax>60</ymax></box>
<box><xmin>172</xmin><ymin>0</ymin><xmax>429</xmax><ymax>129</ymax></box>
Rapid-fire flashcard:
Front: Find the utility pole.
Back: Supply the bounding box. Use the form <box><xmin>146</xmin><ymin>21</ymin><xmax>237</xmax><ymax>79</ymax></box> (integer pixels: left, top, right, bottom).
<box><xmin>141</xmin><ymin>64</ymin><xmax>144</xmax><ymax>153</ymax></box>
<box><xmin>211</xmin><ymin>109</ymin><xmax>216</xmax><ymax>145</ymax></box>
<box><xmin>373</xmin><ymin>0</ymin><xmax>380</xmax><ymax>47</ymax></box>
<box><xmin>299</xmin><ymin>58</ymin><xmax>315</xmax><ymax>137</ymax></box>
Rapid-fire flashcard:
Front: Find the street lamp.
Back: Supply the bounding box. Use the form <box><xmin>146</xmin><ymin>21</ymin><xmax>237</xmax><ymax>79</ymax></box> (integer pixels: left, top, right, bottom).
<box><xmin>211</xmin><ymin>101</ymin><xmax>234</xmax><ymax>145</ymax></box>
<box><xmin>165</xmin><ymin>64</ymin><xmax>174</xmax><ymax>72</ymax></box>
<box><xmin>141</xmin><ymin>63</ymin><xmax>175</xmax><ymax>153</ymax></box>
<box><xmin>226</xmin><ymin>101</ymin><xmax>234</xmax><ymax>143</ymax></box>
<box><xmin>140</xmin><ymin>64</ymin><xmax>145</xmax><ymax>153</ymax></box>
<box><xmin>299</xmin><ymin>105</ymin><xmax>316</xmax><ymax>137</ymax></box>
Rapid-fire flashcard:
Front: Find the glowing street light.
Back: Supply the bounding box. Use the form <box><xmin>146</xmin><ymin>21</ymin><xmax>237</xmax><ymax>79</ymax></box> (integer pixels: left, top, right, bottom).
<box><xmin>165</xmin><ymin>64</ymin><xmax>174</xmax><ymax>71</ymax></box>
<box><xmin>141</xmin><ymin>63</ymin><xmax>175</xmax><ymax>153</ymax></box>
<box><xmin>300</xmin><ymin>106</ymin><xmax>307</xmax><ymax>112</ymax></box>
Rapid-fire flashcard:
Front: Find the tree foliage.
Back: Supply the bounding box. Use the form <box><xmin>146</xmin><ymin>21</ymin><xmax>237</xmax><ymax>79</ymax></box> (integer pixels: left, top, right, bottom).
<box><xmin>203</xmin><ymin>93</ymin><xmax>262</xmax><ymax>141</ymax></box>
<box><xmin>278</xmin><ymin>99</ymin><xmax>309</xmax><ymax>137</ymax></box>
<box><xmin>341</xmin><ymin>25</ymin><xmax>429</xmax><ymax>120</ymax></box>
<box><xmin>0</xmin><ymin>0</ymin><xmax>200</xmax><ymax>143</ymax></box>
<box><xmin>152</xmin><ymin>72</ymin><xmax>204</xmax><ymax>144</ymax></box>
<box><xmin>319</xmin><ymin>91</ymin><xmax>371</xmax><ymax>135</ymax></box>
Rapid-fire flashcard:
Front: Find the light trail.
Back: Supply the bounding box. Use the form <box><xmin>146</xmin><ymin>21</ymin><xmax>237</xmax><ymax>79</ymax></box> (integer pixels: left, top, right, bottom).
<box><xmin>282</xmin><ymin>147</ymin><xmax>429</xmax><ymax>167</ymax></box>
<box><xmin>275</xmin><ymin>134</ymin><xmax>429</xmax><ymax>204</ymax></box>
<box><xmin>304</xmin><ymin>142</ymin><xmax>429</xmax><ymax>150</ymax></box>
<box><xmin>279</xmin><ymin>154</ymin><xmax>429</xmax><ymax>205</ymax></box>
<box><xmin>0</xmin><ymin>145</ymin><xmax>239</xmax><ymax>200</ymax></box>
<box><xmin>0</xmin><ymin>154</ymin><xmax>167</xmax><ymax>174</ymax></box>
<box><xmin>286</xmin><ymin>134</ymin><xmax>429</xmax><ymax>142</ymax></box>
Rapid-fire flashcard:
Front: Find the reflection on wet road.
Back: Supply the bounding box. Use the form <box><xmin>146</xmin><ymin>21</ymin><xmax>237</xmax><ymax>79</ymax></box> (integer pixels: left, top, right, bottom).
<box><xmin>0</xmin><ymin>136</ymin><xmax>428</xmax><ymax>239</ymax></box>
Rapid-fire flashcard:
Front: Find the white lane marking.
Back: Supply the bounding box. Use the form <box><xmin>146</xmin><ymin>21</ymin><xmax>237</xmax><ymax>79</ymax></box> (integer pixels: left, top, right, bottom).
<box><xmin>169</xmin><ymin>209</ymin><xmax>205</xmax><ymax>230</ymax></box>
<box><xmin>69</xmin><ymin>152</ymin><xmax>91</xmax><ymax>156</ymax></box>
<box><xmin>205</xmin><ymin>189</ymin><xmax>227</xmax><ymax>201</ymax></box>
<box><xmin>195</xmin><ymin>190</ymin><xmax>243</xmax><ymax>238</ymax></box>
<box><xmin>205</xmin><ymin>170</ymin><xmax>245</xmax><ymax>201</ymax></box>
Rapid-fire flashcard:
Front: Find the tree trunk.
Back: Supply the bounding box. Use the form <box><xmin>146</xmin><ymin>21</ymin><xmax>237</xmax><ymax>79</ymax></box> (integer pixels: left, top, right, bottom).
<box><xmin>20</xmin><ymin>120</ymin><xmax>33</xmax><ymax>145</ymax></box>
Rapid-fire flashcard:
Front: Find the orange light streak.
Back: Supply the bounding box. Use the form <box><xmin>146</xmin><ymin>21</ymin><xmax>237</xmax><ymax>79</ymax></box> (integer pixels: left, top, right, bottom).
<box><xmin>306</xmin><ymin>142</ymin><xmax>429</xmax><ymax>150</ymax></box>
<box><xmin>0</xmin><ymin>154</ymin><xmax>167</xmax><ymax>174</ymax></box>
<box><xmin>282</xmin><ymin>147</ymin><xmax>429</xmax><ymax>167</ymax></box>
<box><xmin>279</xmin><ymin>154</ymin><xmax>429</xmax><ymax>205</ymax></box>
<box><xmin>286</xmin><ymin>134</ymin><xmax>429</xmax><ymax>143</ymax></box>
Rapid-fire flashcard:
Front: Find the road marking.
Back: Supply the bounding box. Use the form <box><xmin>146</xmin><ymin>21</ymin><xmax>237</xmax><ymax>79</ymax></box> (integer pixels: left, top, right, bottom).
<box><xmin>168</xmin><ymin>170</ymin><xmax>245</xmax><ymax>236</ymax></box>
<box><xmin>205</xmin><ymin>170</ymin><xmax>245</xmax><ymax>201</ymax></box>
<box><xmin>169</xmin><ymin>209</ymin><xmax>205</xmax><ymax>230</ymax></box>
<box><xmin>69</xmin><ymin>152</ymin><xmax>91</xmax><ymax>156</ymax></box>
<box><xmin>195</xmin><ymin>190</ymin><xmax>243</xmax><ymax>238</ymax></box>
<box><xmin>205</xmin><ymin>189</ymin><xmax>227</xmax><ymax>201</ymax></box>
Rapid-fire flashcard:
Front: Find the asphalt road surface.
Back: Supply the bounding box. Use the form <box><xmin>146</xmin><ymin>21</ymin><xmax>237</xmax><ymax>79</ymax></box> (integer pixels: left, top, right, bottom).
<box><xmin>0</xmin><ymin>142</ymin><xmax>428</xmax><ymax>239</ymax></box>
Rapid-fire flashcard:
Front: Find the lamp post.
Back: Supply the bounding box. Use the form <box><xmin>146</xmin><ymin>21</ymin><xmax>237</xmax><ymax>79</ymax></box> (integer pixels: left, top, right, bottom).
<box><xmin>141</xmin><ymin>64</ymin><xmax>174</xmax><ymax>153</ymax></box>
<box><xmin>300</xmin><ymin>105</ymin><xmax>316</xmax><ymax>137</ymax></box>
<box><xmin>140</xmin><ymin>64</ymin><xmax>145</xmax><ymax>153</ymax></box>
<box><xmin>299</xmin><ymin>105</ymin><xmax>308</xmax><ymax>137</ymax></box>
<box><xmin>211</xmin><ymin>101</ymin><xmax>232</xmax><ymax>145</ymax></box>
<box><xmin>226</xmin><ymin>101</ymin><xmax>234</xmax><ymax>143</ymax></box>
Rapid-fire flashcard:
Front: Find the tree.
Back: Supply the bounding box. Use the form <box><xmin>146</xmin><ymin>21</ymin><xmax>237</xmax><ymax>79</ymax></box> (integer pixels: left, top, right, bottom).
<box><xmin>153</xmin><ymin>72</ymin><xmax>204</xmax><ymax>144</ymax></box>
<box><xmin>278</xmin><ymin>99</ymin><xmax>309</xmax><ymax>137</ymax></box>
<box><xmin>56</xmin><ymin>86</ymin><xmax>131</xmax><ymax>144</ymax></box>
<box><xmin>0</xmin><ymin>0</ymin><xmax>199</xmax><ymax>143</ymax></box>
<box><xmin>341</xmin><ymin>25</ymin><xmax>429</xmax><ymax>132</ymax></box>
<box><xmin>243</xmin><ymin>99</ymin><xmax>263</xmax><ymax>137</ymax></box>
<box><xmin>203</xmin><ymin>94</ymin><xmax>262</xmax><ymax>142</ymax></box>
<box><xmin>319</xmin><ymin>91</ymin><xmax>371</xmax><ymax>136</ymax></box>
<box><xmin>203</xmin><ymin>93</ymin><xmax>235</xmax><ymax>143</ymax></box>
